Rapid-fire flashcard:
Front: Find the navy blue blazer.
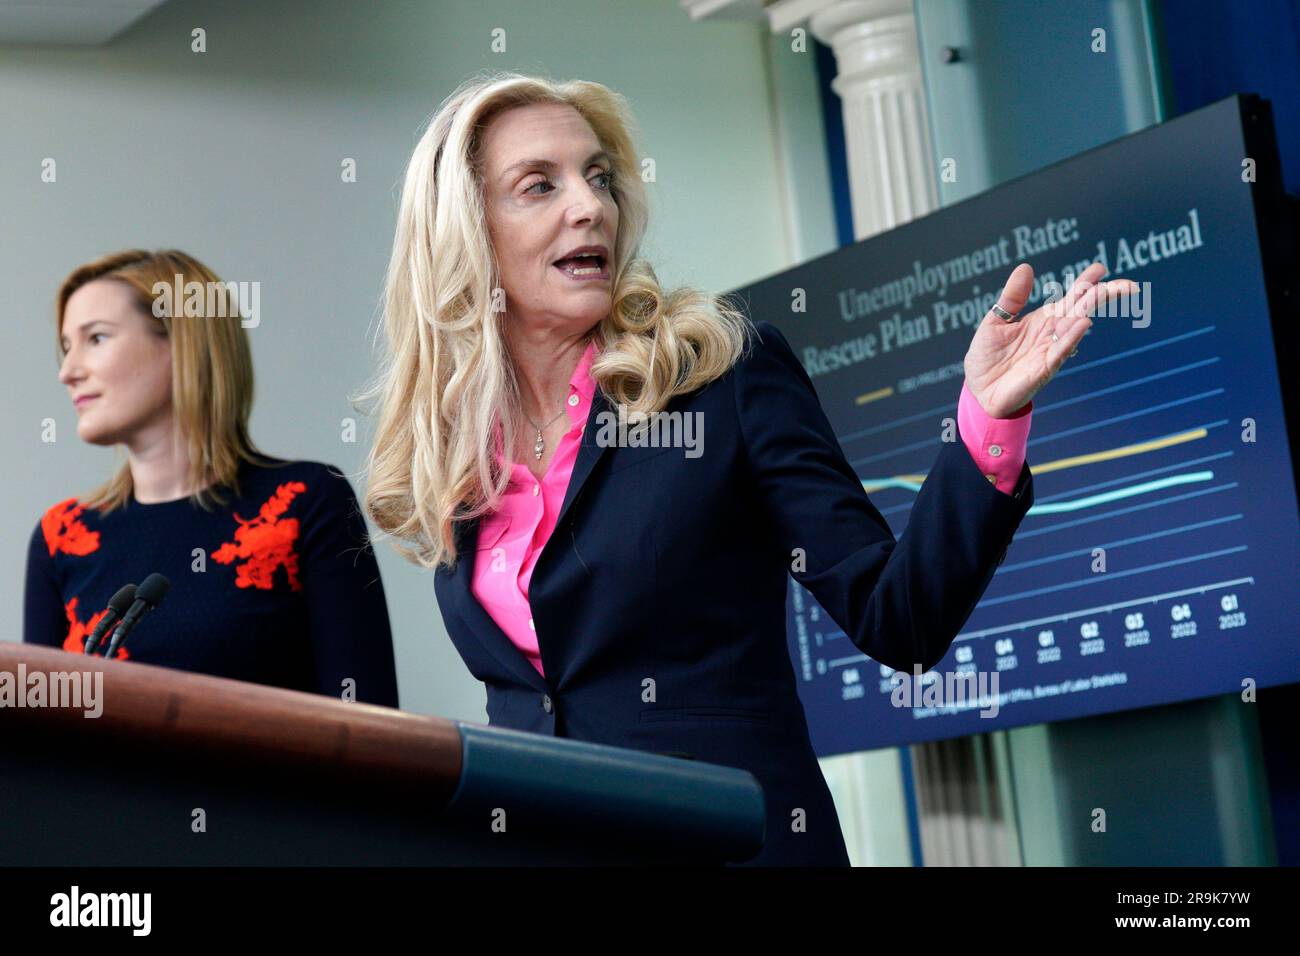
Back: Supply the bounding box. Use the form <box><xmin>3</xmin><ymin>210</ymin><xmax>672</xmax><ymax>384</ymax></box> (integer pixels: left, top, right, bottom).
<box><xmin>433</xmin><ymin>320</ymin><xmax>1034</xmax><ymax>866</ymax></box>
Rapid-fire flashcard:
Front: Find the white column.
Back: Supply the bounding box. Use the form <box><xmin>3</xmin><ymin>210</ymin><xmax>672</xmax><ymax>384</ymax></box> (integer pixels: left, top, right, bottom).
<box><xmin>770</xmin><ymin>0</ymin><xmax>938</xmax><ymax>239</ymax></box>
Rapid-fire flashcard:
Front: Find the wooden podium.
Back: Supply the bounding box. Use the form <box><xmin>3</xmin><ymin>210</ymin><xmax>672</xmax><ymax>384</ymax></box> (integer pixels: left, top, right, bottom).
<box><xmin>0</xmin><ymin>644</ymin><xmax>766</xmax><ymax>865</ymax></box>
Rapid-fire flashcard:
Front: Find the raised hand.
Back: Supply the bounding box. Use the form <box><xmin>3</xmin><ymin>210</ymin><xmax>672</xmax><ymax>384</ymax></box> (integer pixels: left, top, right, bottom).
<box><xmin>963</xmin><ymin>261</ymin><xmax>1139</xmax><ymax>418</ymax></box>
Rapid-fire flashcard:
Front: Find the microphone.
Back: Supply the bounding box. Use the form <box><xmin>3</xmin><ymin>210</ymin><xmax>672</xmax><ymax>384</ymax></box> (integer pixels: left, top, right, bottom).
<box><xmin>102</xmin><ymin>573</ymin><xmax>170</xmax><ymax>659</ymax></box>
<box><xmin>83</xmin><ymin>584</ymin><xmax>137</xmax><ymax>655</ymax></box>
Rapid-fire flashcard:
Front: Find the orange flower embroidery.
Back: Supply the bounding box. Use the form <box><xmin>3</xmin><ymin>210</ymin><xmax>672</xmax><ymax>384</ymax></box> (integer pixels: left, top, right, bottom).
<box><xmin>42</xmin><ymin>498</ymin><xmax>100</xmax><ymax>557</ymax></box>
<box><xmin>212</xmin><ymin>481</ymin><xmax>306</xmax><ymax>591</ymax></box>
<box><xmin>62</xmin><ymin>596</ymin><xmax>128</xmax><ymax>660</ymax></box>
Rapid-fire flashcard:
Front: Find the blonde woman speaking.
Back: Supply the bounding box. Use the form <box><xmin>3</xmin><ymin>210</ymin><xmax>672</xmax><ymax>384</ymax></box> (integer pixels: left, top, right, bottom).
<box><xmin>360</xmin><ymin>71</ymin><xmax>1135</xmax><ymax>865</ymax></box>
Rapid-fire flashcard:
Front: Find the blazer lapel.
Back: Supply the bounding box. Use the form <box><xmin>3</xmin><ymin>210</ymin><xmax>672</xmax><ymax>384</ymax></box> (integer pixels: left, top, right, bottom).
<box><xmin>443</xmin><ymin>514</ymin><xmax>549</xmax><ymax>691</ymax></box>
<box><xmin>441</xmin><ymin>386</ymin><xmax>615</xmax><ymax>690</ymax></box>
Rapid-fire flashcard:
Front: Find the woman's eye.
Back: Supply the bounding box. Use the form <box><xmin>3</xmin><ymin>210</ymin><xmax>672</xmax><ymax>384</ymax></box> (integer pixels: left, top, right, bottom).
<box><xmin>523</xmin><ymin>170</ymin><xmax>614</xmax><ymax>196</ymax></box>
<box><xmin>89</xmin><ymin>333</ymin><xmax>105</xmax><ymax>344</ymax></box>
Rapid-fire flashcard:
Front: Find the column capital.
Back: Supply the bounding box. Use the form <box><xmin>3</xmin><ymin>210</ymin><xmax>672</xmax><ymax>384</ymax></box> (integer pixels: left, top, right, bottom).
<box><xmin>767</xmin><ymin>0</ymin><xmax>911</xmax><ymax>38</ymax></box>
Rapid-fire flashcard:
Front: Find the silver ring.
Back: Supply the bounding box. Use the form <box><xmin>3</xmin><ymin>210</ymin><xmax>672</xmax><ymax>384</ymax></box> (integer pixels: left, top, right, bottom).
<box><xmin>991</xmin><ymin>303</ymin><xmax>1019</xmax><ymax>322</ymax></box>
<box><xmin>1051</xmin><ymin>332</ymin><xmax>1059</xmax><ymax>342</ymax></box>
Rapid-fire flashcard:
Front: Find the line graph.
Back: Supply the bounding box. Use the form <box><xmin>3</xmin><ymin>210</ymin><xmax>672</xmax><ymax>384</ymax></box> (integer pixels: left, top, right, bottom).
<box><xmin>778</xmin><ymin>296</ymin><xmax>1293</xmax><ymax>752</ymax></box>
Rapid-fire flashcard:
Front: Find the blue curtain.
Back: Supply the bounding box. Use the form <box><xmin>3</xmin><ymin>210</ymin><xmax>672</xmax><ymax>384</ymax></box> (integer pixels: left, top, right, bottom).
<box><xmin>1157</xmin><ymin>0</ymin><xmax>1300</xmax><ymax>194</ymax></box>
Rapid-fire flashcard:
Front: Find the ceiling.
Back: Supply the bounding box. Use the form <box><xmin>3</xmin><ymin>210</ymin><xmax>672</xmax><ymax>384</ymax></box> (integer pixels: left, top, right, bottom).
<box><xmin>0</xmin><ymin>0</ymin><xmax>169</xmax><ymax>46</ymax></box>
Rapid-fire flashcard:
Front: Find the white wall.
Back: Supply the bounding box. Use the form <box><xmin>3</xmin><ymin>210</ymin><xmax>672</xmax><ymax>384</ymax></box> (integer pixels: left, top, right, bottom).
<box><xmin>0</xmin><ymin>0</ymin><xmax>810</xmax><ymax>721</ymax></box>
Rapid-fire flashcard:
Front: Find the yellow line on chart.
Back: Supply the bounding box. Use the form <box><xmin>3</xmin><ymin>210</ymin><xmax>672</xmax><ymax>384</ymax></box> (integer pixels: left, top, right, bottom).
<box><xmin>1028</xmin><ymin>426</ymin><xmax>1208</xmax><ymax>476</ymax></box>
<box><xmin>855</xmin><ymin>386</ymin><xmax>894</xmax><ymax>406</ymax></box>
<box><xmin>861</xmin><ymin>426</ymin><xmax>1209</xmax><ymax>492</ymax></box>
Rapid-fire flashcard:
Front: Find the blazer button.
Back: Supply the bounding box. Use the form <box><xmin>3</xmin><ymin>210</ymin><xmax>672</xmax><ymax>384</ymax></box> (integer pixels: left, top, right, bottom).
<box><xmin>541</xmin><ymin>694</ymin><xmax>553</xmax><ymax>713</ymax></box>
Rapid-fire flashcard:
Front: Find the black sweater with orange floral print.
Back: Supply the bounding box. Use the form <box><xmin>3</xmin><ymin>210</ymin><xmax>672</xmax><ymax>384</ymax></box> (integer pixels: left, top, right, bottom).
<box><xmin>22</xmin><ymin>457</ymin><xmax>399</xmax><ymax>707</ymax></box>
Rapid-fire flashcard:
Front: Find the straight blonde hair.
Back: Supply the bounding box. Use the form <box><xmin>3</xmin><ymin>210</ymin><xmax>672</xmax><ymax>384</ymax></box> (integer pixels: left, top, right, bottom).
<box><xmin>356</xmin><ymin>70</ymin><xmax>755</xmax><ymax>571</ymax></box>
<box><xmin>55</xmin><ymin>249</ymin><xmax>278</xmax><ymax>512</ymax></box>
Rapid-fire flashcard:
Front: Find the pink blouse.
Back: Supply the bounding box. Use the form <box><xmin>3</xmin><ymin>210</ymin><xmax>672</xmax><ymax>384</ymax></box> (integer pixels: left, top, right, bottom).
<box><xmin>471</xmin><ymin>340</ymin><xmax>1032</xmax><ymax>677</ymax></box>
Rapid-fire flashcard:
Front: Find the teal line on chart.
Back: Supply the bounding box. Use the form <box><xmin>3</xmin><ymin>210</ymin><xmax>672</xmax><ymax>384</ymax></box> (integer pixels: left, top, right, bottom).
<box><xmin>859</xmin><ymin>470</ymin><xmax>1218</xmax><ymax>515</ymax></box>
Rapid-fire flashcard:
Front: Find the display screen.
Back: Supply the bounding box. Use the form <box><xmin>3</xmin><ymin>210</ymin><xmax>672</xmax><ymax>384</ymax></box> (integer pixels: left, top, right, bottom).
<box><xmin>731</xmin><ymin>96</ymin><xmax>1300</xmax><ymax>754</ymax></box>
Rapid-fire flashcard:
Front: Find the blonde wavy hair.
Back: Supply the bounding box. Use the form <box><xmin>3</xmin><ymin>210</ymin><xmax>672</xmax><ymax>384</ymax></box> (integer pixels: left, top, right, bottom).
<box><xmin>55</xmin><ymin>249</ymin><xmax>278</xmax><ymax>513</ymax></box>
<box><xmin>357</xmin><ymin>70</ymin><xmax>754</xmax><ymax>571</ymax></box>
